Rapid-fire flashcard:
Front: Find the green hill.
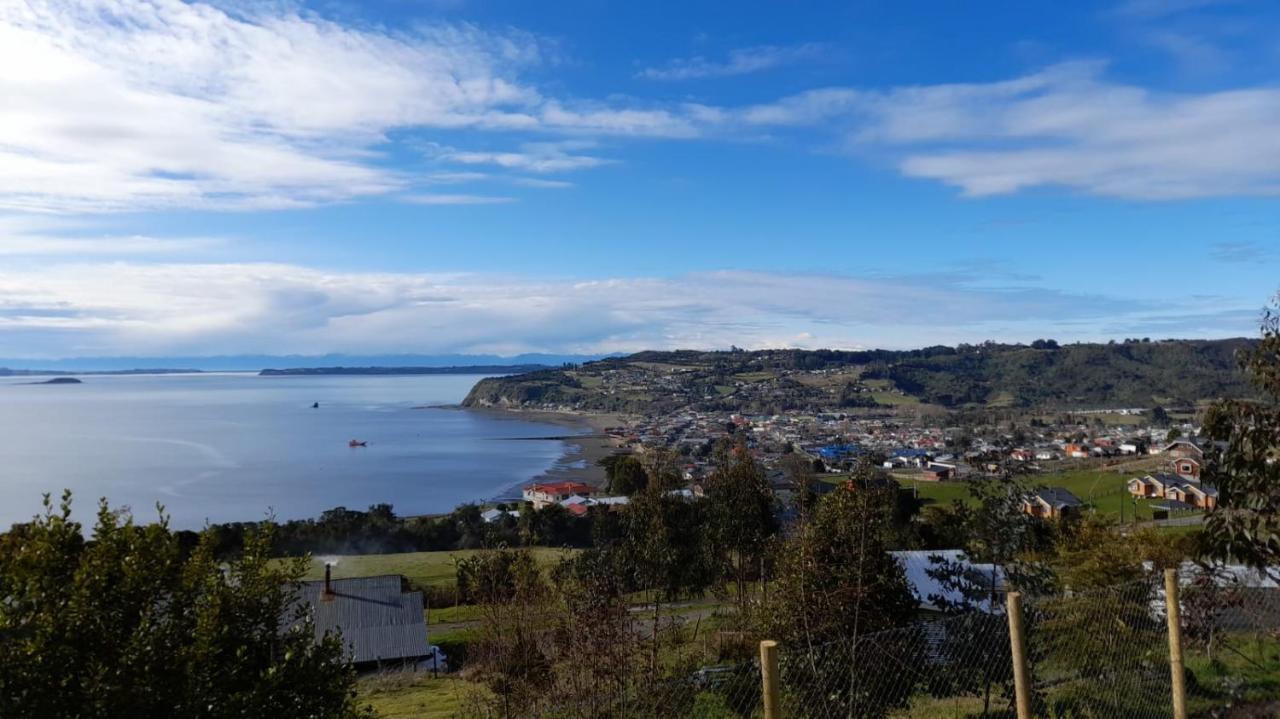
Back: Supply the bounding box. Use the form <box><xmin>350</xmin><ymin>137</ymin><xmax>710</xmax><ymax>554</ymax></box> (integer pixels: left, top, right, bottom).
<box><xmin>461</xmin><ymin>339</ymin><xmax>1256</xmax><ymax>414</ymax></box>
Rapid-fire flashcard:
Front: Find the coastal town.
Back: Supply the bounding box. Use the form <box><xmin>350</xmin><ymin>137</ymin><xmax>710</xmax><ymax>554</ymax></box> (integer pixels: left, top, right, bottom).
<box><xmin>511</xmin><ymin>405</ymin><xmax>1220</xmax><ymax>527</ymax></box>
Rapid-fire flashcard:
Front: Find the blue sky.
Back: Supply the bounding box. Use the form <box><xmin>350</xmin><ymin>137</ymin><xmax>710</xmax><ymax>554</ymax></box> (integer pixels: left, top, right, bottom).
<box><xmin>0</xmin><ymin>0</ymin><xmax>1278</xmax><ymax>359</ymax></box>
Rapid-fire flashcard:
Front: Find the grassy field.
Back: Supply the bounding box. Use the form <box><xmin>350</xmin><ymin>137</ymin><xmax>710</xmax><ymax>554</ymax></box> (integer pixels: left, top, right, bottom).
<box><xmin>359</xmin><ymin>674</ymin><xmax>482</xmax><ymax>719</ymax></box>
<box><xmin>898</xmin><ymin>468</ymin><xmax>1192</xmax><ymax>523</ymax></box>
<box><xmin>295</xmin><ymin>547</ymin><xmax>576</xmax><ymax>591</ymax></box>
<box><xmin>870</xmin><ymin>390</ymin><xmax>922</xmax><ymax>406</ymax></box>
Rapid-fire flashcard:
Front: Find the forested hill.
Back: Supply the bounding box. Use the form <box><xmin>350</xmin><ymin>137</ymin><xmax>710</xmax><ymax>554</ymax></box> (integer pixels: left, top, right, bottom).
<box><xmin>461</xmin><ymin>338</ymin><xmax>1258</xmax><ymax>414</ymax></box>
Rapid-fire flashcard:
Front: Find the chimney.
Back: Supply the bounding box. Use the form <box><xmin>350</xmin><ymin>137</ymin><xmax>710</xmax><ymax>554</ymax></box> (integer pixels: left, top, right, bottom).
<box><xmin>322</xmin><ymin>563</ymin><xmax>334</xmax><ymax>601</ymax></box>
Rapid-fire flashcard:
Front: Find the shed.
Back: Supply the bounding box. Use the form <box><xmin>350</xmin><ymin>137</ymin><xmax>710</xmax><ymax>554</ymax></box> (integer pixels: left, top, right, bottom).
<box><xmin>293</xmin><ymin>572</ymin><xmax>430</xmax><ymax>668</ymax></box>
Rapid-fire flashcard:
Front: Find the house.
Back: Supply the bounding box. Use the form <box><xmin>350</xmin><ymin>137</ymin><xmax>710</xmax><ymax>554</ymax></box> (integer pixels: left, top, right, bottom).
<box><xmin>1127</xmin><ymin>474</ymin><xmax>1167</xmax><ymax>499</ymax></box>
<box><xmin>481</xmin><ymin>508</ymin><xmax>519</xmax><ymax>523</ymax></box>
<box><xmin>523</xmin><ymin>481</ymin><xmax>597</xmax><ymax>509</ymax></box>
<box><xmin>1021</xmin><ymin>487</ymin><xmax>1082</xmax><ymax>519</ymax></box>
<box><xmin>1127</xmin><ymin>473</ymin><xmax>1219</xmax><ymax>509</ymax></box>
<box><xmin>1172</xmin><ymin>456</ymin><xmax>1201</xmax><ymax>479</ymax></box>
<box><xmin>1063</xmin><ymin>443</ymin><xmax>1090</xmax><ymax>459</ymax></box>
<box><xmin>559</xmin><ymin>494</ymin><xmax>630</xmax><ymax>516</ymax></box>
<box><xmin>890</xmin><ymin>448</ymin><xmax>931</xmax><ymax>468</ymax></box>
<box><xmin>921</xmin><ymin>463</ymin><xmax>953</xmax><ymax>482</ymax></box>
<box><xmin>1163</xmin><ymin>438</ymin><xmax>1206</xmax><ymax>460</ymax></box>
<box><xmin>815</xmin><ymin>443</ymin><xmax>861</xmax><ymax>462</ymax></box>
<box><xmin>1166</xmin><ymin>481</ymin><xmax>1218</xmax><ymax>509</ymax></box>
<box><xmin>293</xmin><ymin>569</ymin><xmax>431</xmax><ymax>669</ymax></box>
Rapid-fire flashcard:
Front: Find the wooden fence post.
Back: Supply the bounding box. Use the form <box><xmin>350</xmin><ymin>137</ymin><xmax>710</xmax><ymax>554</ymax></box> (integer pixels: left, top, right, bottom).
<box><xmin>1165</xmin><ymin>568</ymin><xmax>1188</xmax><ymax>719</ymax></box>
<box><xmin>1006</xmin><ymin>591</ymin><xmax>1033</xmax><ymax>719</ymax></box>
<box><xmin>760</xmin><ymin>639</ymin><xmax>781</xmax><ymax>719</ymax></box>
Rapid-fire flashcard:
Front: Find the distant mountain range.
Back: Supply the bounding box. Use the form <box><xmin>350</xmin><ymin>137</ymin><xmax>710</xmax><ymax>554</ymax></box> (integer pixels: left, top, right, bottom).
<box><xmin>0</xmin><ymin>353</ymin><xmax>609</xmax><ymax>373</ymax></box>
<box><xmin>463</xmin><ymin>339</ymin><xmax>1259</xmax><ymax>414</ymax></box>
<box><xmin>259</xmin><ymin>364</ymin><xmax>554</xmax><ymax>376</ymax></box>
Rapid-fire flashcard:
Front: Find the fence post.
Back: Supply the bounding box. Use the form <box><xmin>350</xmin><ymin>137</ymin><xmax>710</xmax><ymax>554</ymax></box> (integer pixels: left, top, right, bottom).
<box><xmin>1006</xmin><ymin>591</ymin><xmax>1033</xmax><ymax>719</ymax></box>
<box><xmin>1165</xmin><ymin>568</ymin><xmax>1188</xmax><ymax>719</ymax></box>
<box><xmin>760</xmin><ymin>639</ymin><xmax>781</xmax><ymax>719</ymax></box>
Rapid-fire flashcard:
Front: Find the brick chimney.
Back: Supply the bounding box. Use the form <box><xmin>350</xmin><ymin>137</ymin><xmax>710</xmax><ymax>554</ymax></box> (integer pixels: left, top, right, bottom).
<box><xmin>322</xmin><ymin>564</ymin><xmax>334</xmax><ymax>601</ymax></box>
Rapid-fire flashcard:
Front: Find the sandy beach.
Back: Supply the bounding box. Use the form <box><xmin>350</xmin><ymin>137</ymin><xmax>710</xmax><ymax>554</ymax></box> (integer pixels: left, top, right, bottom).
<box><xmin>458</xmin><ymin>407</ymin><xmax>629</xmax><ymax>494</ymax></box>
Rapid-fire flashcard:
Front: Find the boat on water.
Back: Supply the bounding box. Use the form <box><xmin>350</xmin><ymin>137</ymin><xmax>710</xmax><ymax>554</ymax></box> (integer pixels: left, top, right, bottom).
<box><xmin>348</xmin><ymin>439</ymin><xmax>367</xmax><ymax>448</ymax></box>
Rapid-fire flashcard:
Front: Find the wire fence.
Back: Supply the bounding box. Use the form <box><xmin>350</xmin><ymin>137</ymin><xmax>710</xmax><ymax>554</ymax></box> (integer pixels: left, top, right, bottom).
<box><xmin>454</xmin><ymin>568</ymin><xmax>1280</xmax><ymax>719</ymax></box>
<box><xmin>454</xmin><ymin>657</ymin><xmax>764</xmax><ymax>718</ymax></box>
<box><xmin>1023</xmin><ymin>577</ymin><xmax>1172</xmax><ymax>718</ymax></box>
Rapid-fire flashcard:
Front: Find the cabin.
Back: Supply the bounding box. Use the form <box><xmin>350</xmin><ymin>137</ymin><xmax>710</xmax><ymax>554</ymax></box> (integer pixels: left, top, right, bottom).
<box><xmin>1021</xmin><ymin>487</ymin><xmax>1082</xmax><ymax>519</ymax></box>
<box><xmin>293</xmin><ymin>570</ymin><xmax>432</xmax><ymax>670</ymax></box>
<box><xmin>523</xmin><ymin>481</ymin><xmax>597</xmax><ymax>509</ymax></box>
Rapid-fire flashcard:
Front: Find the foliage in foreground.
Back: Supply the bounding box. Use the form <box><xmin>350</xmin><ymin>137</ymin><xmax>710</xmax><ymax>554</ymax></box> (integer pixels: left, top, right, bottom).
<box><xmin>0</xmin><ymin>493</ymin><xmax>372</xmax><ymax>719</ymax></box>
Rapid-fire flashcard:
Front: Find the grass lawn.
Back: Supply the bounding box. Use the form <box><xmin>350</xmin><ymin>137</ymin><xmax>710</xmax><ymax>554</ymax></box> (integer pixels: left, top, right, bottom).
<box><xmin>293</xmin><ymin>547</ymin><xmax>576</xmax><ymax>591</ymax></box>
<box><xmin>870</xmin><ymin>391</ymin><xmax>922</xmax><ymax>406</ymax></box>
<box><xmin>359</xmin><ymin>674</ymin><xmax>484</xmax><ymax>719</ymax></box>
<box><xmin>901</xmin><ymin>478</ymin><xmax>971</xmax><ymax>507</ymax></box>
<box><xmin>1185</xmin><ymin>633</ymin><xmax>1280</xmax><ymax>716</ymax></box>
<box><xmin>906</xmin><ymin>468</ymin><xmax>1200</xmax><ymax>524</ymax></box>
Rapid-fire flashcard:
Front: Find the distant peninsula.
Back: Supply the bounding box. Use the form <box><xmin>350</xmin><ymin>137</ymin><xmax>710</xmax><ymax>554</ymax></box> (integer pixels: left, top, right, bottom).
<box><xmin>259</xmin><ymin>364</ymin><xmax>552</xmax><ymax>376</ymax></box>
<box><xmin>32</xmin><ymin>377</ymin><xmax>83</xmax><ymax>385</ymax></box>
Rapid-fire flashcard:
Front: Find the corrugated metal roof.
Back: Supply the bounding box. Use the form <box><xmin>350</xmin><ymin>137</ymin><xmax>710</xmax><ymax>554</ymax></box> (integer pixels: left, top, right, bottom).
<box><xmin>293</xmin><ymin>575</ymin><xmax>429</xmax><ymax>665</ymax></box>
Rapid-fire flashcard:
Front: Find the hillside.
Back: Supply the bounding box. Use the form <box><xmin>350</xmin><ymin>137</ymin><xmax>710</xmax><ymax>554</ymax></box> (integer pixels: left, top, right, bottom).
<box><xmin>461</xmin><ymin>338</ymin><xmax>1257</xmax><ymax>414</ymax></box>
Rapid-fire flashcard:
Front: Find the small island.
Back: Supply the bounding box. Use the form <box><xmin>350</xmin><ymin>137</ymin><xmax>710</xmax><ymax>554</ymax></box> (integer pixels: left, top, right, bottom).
<box><xmin>35</xmin><ymin>377</ymin><xmax>83</xmax><ymax>384</ymax></box>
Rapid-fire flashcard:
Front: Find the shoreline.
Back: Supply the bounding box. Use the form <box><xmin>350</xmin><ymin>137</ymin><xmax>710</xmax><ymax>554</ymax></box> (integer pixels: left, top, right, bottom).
<box><xmin>458</xmin><ymin>407</ymin><xmax>628</xmax><ymax>498</ymax></box>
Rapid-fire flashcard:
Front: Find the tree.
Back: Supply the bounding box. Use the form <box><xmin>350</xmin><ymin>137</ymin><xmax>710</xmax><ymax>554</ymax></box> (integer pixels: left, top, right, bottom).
<box><xmin>703</xmin><ymin>439</ymin><xmax>778</xmax><ymax>608</ymax></box>
<box><xmin>766</xmin><ymin>468</ymin><xmax>919</xmax><ymax>718</ymax></box>
<box><xmin>0</xmin><ymin>493</ymin><xmax>372</xmax><ymax>719</ymax></box>
<box><xmin>457</xmin><ymin>549</ymin><xmax>554</xmax><ymax>716</ymax></box>
<box><xmin>1202</xmin><ymin>293</ymin><xmax>1280</xmax><ymax>581</ymax></box>
<box><xmin>601</xmin><ymin>455</ymin><xmax>648</xmax><ymax>495</ymax></box>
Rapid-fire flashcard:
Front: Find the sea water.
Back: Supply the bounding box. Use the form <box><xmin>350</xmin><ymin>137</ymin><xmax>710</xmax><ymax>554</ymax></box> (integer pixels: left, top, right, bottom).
<box><xmin>0</xmin><ymin>373</ymin><xmax>577</xmax><ymax>529</ymax></box>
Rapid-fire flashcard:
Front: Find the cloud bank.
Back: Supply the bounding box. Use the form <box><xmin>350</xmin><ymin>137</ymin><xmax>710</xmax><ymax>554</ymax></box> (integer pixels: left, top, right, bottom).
<box><xmin>0</xmin><ymin>261</ymin><xmax>1257</xmax><ymax>359</ymax></box>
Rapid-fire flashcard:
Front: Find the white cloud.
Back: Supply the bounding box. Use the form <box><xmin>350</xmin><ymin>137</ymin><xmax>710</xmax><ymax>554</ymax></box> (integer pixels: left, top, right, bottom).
<box><xmin>443</xmin><ymin>141</ymin><xmax>612</xmax><ymax>173</ymax></box>
<box><xmin>638</xmin><ymin>43</ymin><xmax>825</xmax><ymax>81</ymax></box>
<box><xmin>0</xmin><ymin>260</ymin><xmax>1248</xmax><ymax>359</ymax></box>
<box><xmin>746</xmin><ymin>62</ymin><xmax>1280</xmax><ymax>200</ymax></box>
<box><xmin>0</xmin><ymin>214</ymin><xmax>219</xmax><ymax>256</ymax></box>
<box><xmin>0</xmin><ymin>0</ymin><xmax>692</xmax><ymax>212</ymax></box>
<box><xmin>510</xmin><ymin>177</ymin><xmax>575</xmax><ymax>189</ymax></box>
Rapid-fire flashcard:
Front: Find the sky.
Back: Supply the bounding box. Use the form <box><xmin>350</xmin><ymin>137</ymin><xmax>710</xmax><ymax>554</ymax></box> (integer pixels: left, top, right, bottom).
<box><xmin>1</xmin><ymin>0</ymin><xmax>1279</xmax><ymax>361</ymax></box>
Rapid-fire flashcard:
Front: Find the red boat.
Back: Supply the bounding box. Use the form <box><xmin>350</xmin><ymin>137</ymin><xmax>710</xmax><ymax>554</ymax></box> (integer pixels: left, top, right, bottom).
<box><xmin>348</xmin><ymin>439</ymin><xmax>367</xmax><ymax>448</ymax></box>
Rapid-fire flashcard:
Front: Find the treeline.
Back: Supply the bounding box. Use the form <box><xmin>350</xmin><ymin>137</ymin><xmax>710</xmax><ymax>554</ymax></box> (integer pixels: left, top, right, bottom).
<box><xmin>203</xmin><ymin>501</ymin><xmax>597</xmax><ymax>559</ymax></box>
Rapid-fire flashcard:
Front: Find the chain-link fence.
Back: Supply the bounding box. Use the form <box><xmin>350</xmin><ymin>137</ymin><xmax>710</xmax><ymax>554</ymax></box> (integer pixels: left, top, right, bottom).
<box><xmin>1178</xmin><ymin>567</ymin><xmax>1280</xmax><ymax>717</ymax></box>
<box><xmin>1022</xmin><ymin>577</ymin><xmax>1172</xmax><ymax>718</ymax></box>
<box><xmin>453</xmin><ymin>657</ymin><xmax>764</xmax><ymax>718</ymax></box>
<box><xmin>775</xmin><ymin>610</ymin><xmax>1014</xmax><ymax>718</ymax></box>
<box><xmin>460</xmin><ymin>569</ymin><xmax>1280</xmax><ymax>719</ymax></box>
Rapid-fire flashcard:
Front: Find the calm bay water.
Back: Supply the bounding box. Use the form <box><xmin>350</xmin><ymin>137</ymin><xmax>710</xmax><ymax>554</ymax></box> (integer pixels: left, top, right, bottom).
<box><xmin>0</xmin><ymin>373</ymin><xmax>579</xmax><ymax>529</ymax></box>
